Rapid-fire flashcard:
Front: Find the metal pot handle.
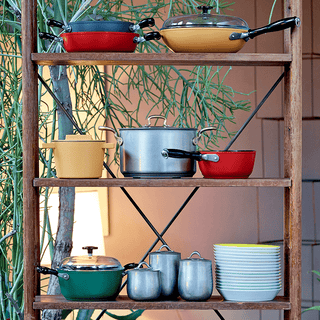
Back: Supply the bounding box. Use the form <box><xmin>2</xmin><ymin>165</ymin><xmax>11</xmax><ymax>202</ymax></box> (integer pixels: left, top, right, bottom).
<box><xmin>188</xmin><ymin>251</ymin><xmax>203</xmax><ymax>260</ymax></box>
<box><xmin>36</xmin><ymin>266</ymin><xmax>70</xmax><ymax>280</ymax></box>
<box><xmin>98</xmin><ymin>126</ymin><xmax>123</xmax><ymax>146</ymax></box>
<box><xmin>145</xmin><ymin>115</ymin><xmax>169</xmax><ymax>127</ymax></box>
<box><xmin>136</xmin><ymin>261</ymin><xmax>152</xmax><ymax>269</ymax></box>
<box><xmin>157</xmin><ymin>244</ymin><xmax>173</xmax><ymax>252</ymax></box>
<box><xmin>193</xmin><ymin>127</ymin><xmax>217</xmax><ymax>145</ymax></box>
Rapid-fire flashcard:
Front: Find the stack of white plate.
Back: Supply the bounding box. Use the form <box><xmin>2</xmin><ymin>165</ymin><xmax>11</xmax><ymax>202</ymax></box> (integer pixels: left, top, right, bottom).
<box><xmin>213</xmin><ymin>244</ymin><xmax>281</xmax><ymax>302</ymax></box>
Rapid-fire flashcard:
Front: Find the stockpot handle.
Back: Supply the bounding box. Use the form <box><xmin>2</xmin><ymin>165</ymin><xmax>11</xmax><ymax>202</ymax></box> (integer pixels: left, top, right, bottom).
<box><xmin>145</xmin><ymin>115</ymin><xmax>169</xmax><ymax>127</ymax></box>
<box><xmin>157</xmin><ymin>244</ymin><xmax>173</xmax><ymax>252</ymax></box>
<box><xmin>188</xmin><ymin>251</ymin><xmax>203</xmax><ymax>260</ymax></box>
<box><xmin>98</xmin><ymin>126</ymin><xmax>123</xmax><ymax>146</ymax></box>
<box><xmin>37</xmin><ymin>266</ymin><xmax>70</xmax><ymax>280</ymax></box>
<box><xmin>193</xmin><ymin>126</ymin><xmax>217</xmax><ymax>145</ymax></box>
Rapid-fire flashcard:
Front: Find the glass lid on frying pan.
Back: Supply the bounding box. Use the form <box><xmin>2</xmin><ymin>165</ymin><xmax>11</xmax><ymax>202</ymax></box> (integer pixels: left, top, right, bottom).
<box><xmin>59</xmin><ymin>246</ymin><xmax>123</xmax><ymax>271</ymax></box>
<box><xmin>161</xmin><ymin>5</ymin><xmax>249</xmax><ymax>30</ymax></box>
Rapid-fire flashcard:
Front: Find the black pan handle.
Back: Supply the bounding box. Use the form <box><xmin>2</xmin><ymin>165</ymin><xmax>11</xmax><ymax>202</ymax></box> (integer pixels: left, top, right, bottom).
<box><xmin>123</xmin><ymin>262</ymin><xmax>139</xmax><ymax>271</ymax></box>
<box><xmin>129</xmin><ymin>18</ymin><xmax>155</xmax><ymax>32</ymax></box>
<box><xmin>248</xmin><ymin>17</ymin><xmax>300</xmax><ymax>39</ymax></box>
<box><xmin>37</xmin><ymin>266</ymin><xmax>59</xmax><ymax>276</ymax></box>
<box><xmin>138</xmin><ymin>18</ymin><xmax>155</xmax><ymax>29</ymax></box>
<box><xmin>39</xmin><ymin>32</ymin><xmax>63</xmax><ymax>43</ymax></box>
<box><xmin>47</xmin><ymin>19</ymin><xmax>64</xmax><ymax>28</ymax></box>
<box><xmin>230</xmin><ymin>17</ymin><xmax>300</xmax><ymax>41</ymax></box>
<box><xmin>133</xmin><ymin>31</ymin><xmax>161</xmax><ymax>44</ymax></box>
<box><xmin>161</xmin><ymin>148</ymin><xmax>203</xmax><ymax>161</ymax></box>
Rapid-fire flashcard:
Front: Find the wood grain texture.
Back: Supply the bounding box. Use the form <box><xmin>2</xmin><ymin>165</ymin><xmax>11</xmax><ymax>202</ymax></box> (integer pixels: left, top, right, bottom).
<box><xmin>31</xmin><ymin>53</ymin><xmax>292</xmax><ymax>66</ymax></box>
<box><xmin>22</xmin><ymin>0</ymin><xmax>40</xmax><ymax>318</ymax></box>
<box><xmin>283</xmin><ymin>0</ymin><xmax>303</xmax><ymax>319</ymax></box>
<box><xmin>33</xmin><ymin>295</ymin><xmax>291</xmax><ymax>310</ymax></box>
<box><xmin>33</xmin><ymin>178</ymin><xmax>292</xmax><ymax>188</ymax></box>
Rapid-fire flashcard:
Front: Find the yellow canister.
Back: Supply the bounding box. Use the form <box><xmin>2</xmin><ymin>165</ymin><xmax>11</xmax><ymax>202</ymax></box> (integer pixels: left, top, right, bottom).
<box><xmin>42</xmin><ymin>135</ymin><xmax>114</xmax><ymax>178</ymax></box>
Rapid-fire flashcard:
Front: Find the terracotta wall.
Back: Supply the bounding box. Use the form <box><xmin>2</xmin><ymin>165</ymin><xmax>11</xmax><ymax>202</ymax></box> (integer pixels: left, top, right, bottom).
<box><xmin>93</xmin><ymin>0</ymin><xmax>319</xmax><ymax>319</ymax></box>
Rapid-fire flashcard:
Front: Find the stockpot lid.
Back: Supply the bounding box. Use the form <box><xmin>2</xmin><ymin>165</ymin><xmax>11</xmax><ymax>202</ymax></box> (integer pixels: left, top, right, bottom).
<box><xmin>119</xmin><ymin>115</ymin><xmax>197</xmax><ymax>131</ymax></box>
<box><xmin>161</xmin><ymin>6</ymin><xmax>249</xmax><ymax>30</ymax></box>
<box><xmin>59</xmin><ymin>246</ymin><xmax>123</xmax><ymax>271</ymax></box>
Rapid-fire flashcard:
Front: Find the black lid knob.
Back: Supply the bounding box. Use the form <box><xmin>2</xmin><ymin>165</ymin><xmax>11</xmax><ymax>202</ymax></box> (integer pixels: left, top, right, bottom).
<box><xmin>197</xmin><ymin>5</ymin><xmax>213</xmax><ymax>14</ymax></box>
<box><xmin>82</xmin><ymin>246</ymin><xmax>98</xmax><ymax>256</ymax></box>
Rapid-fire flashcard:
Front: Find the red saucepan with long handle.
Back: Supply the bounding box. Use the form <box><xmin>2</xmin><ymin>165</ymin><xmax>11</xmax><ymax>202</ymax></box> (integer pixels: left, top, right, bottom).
<box><xmin>39</xmin><ymin>30</ymin><xmax>161</xmax><ymax>52</ymax></box>
<box><xmin>161</xmin><ymin>148</ymin><xmax>256</xmax><ymax>179</ymax></box>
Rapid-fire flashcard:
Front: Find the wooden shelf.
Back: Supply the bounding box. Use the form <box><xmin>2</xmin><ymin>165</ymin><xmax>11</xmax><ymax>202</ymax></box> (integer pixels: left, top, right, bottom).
<box><xmin>34</xmin><ymin>295</ymin><xmax>290</xmax><ymax>311</ymax></box>
<box><xmin>31</xmin><ymin>52</ymin><xmax>292</xmax><ymax>66</ymax></box>
<box><xmin>33</xmin><ymin>178</ymin><xmax>291</xmax><ymax>188</ymax></box>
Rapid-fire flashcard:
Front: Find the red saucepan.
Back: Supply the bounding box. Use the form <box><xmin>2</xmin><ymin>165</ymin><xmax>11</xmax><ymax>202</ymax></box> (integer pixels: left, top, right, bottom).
<box><xmin>161</xmin><ymin>149</ymin><xmax>256</xmax><ymax>179</ymax></box>
<box><xmin>39</xmin><ymin>31</ymin><xmax>161</xmax><ymax>52</ymax></box>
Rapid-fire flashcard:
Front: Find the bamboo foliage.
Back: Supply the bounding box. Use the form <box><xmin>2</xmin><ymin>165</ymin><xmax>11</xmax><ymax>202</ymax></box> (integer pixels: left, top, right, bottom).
<box><xmin>0</xmin><ymin>0</ymin><xmax>252</xmax><ymax>319</ymax></box>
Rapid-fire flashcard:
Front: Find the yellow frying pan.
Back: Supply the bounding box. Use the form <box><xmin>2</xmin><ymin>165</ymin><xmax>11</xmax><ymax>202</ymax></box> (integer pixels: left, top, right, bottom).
<box><xmin>160</xmin><ymin>6</ymin><xmax>300</xmax><ymax>53</ymax></box>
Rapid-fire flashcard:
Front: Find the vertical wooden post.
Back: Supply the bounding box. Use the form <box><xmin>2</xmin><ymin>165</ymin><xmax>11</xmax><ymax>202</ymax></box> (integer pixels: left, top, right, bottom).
<box><xmin>21</xmin><ymin>0</ymin><xmax>40</xmax><ymax>318</ymax></box>
<box><xmin>283</xmin><ymin>0</ymin><xmax>302</xmax><ymax>319</ymax></box>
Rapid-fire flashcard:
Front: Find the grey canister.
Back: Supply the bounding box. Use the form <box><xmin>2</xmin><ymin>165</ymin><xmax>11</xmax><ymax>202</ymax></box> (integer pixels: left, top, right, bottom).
<box><xmin>126</xmin><ymin>262</ymin><xmax>161</xmax><ymax>301</ymax></box>
<box><xmin>178</xmin><ymin>251</ymin><xmax>213</xmax><ymax>301</ymax></box>
<box><xmin>149</xmin><ymin>244</ymin><xmax>181</xmax><ymax>299</ymax></box>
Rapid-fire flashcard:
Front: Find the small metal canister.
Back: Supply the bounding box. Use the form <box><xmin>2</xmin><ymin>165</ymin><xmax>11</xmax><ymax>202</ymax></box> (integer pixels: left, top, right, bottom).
<box><xmin>126</xmin><ymin>262</ymin><xmax>161</xmax><ymax>301</ymax></box>
<box><xmin>149</xmin><ymin>244</ymin><xmax>181</xmax><ymax>299</ymax></box>
<box><xmin>178</xmin><ymin>251</ymin><xmax>213</xmax><ymax>301</ymax></box>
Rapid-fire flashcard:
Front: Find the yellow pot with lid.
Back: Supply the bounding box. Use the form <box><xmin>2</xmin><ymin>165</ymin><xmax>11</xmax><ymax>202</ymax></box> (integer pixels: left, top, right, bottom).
<box><xmin>42</xmin><ymin>135</ymin><xmax>114</xmax><ymax>178</ymax></box>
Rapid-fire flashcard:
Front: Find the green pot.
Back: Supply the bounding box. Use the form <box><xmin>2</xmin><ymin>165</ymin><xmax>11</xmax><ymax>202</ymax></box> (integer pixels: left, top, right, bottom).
<box><xmin>37</xmin><ymin>246</ymin><xmax>136</xmax><ymax>301</ymax></box>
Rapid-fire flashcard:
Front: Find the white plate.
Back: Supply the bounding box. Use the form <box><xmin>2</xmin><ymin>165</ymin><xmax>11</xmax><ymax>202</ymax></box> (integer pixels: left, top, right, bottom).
<box><xmin>214</xmin><ymin>258</ymin><xmax>281</xmax><ymax>264</ymax></box>
<box><xmin>214</xmin><ymin>253</ymin><xmax>280</xmax><ymax>261</ymax></box>
<box><xmin>215</xmin><ymin>263</ymin><xmax>281</xmax><ymax>270</ymax></box>
<box><xmin>217</xmin><ymin>287</ymin><xmax>281</xmax><ymax>302</ymax></box>
<box><xmin>214</xmin><ymin>244</ymin><xmax>280</xmax><ymax>250</ymax></box>
<box><xmin>216</xmin><ymin>274</ymin><xmax>281</xmax><ymax>281</ymax></box>
<box><xmin>217</xmin><ymin>285</ymin><xmax>281</xmax><ymax>292</ymax></box>
<box><xmin>214</xmin><ymin>250</ymin><xmax>281</xmax><ymax>256</ymax></box>
<box><xmin>216</xmin><ymin>269</ymin><xmax>281</xmax><ymax>275</ymax></box>
<box><xmin>216</xmin><ymin>279</ymin><xmax>281</xmax><ymax>285</ymax></box>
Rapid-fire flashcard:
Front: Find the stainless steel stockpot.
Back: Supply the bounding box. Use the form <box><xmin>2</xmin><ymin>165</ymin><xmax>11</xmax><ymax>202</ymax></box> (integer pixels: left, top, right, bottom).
<box><xmin>149</xmin><ymin>244</ymin><xmax>181</xmax><ymax>299</ymax></box>
<box><xmin>99</xmin><ymin>115</ymin><xmax>215</xmax><ymax>178</ymax></box>
<box><xmin>178</xmin><ymin>251</ymin><xmax>213</xmax><ymax>301</ymax></box>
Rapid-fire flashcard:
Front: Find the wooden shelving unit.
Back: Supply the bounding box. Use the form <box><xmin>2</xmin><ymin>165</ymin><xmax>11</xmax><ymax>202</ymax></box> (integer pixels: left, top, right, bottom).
<box><xmin>33</xmin><ymin>295</ymin><xmax>291</xmax><ymax>311</ymax></box>
<box><xmin>21</xmin><ymin>0</ymin><xmax>302</xmax><ymax>319</ymax></box>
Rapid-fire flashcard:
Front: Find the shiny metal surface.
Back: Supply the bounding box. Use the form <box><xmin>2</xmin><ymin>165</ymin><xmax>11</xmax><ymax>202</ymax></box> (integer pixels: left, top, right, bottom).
<box><xmin>119</xmin><ymin>127</ymin><xmax>197</xmax><ymax>178</ymax></box>
<box><xmin>149</xmin><ymin>245</ymin><xmax>181</xmax><ymax>298</ymax></box>
<box><xmin>178</xmin><ymin>251</ymin><xmax>213</xmax><ymax>301</ymax></box>
<box><xmin>126</xmin><ymin>262</ymin><xmax>161</xmax><ymax>301</ymax></box>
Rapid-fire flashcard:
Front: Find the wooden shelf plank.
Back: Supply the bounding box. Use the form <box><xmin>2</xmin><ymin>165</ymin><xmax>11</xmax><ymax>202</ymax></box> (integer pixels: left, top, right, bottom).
<box><xmin>31</xmin><ymin>53</ymin><xmax>292</xmax><ymax>66</ymax></box>
<box><xmin>34</xmin><ymin>295</ymin><xmax>290</xmax><ymax>310</ymax></box>
<box><xmin>33</xmin><ymin>178</ymin><xmax>291</xmax><ymax>188</ymax></box>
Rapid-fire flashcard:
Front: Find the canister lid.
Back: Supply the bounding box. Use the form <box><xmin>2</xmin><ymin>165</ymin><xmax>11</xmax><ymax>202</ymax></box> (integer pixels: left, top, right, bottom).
<box><xmin>161</xmin><ymin>6</ymin><xmax>248</xmax><ymax>30</ymax></box>
<box><xmin>59</xmin><ymin>246</ymin><xmax>123</xmax><ymax>271</ymax></box>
